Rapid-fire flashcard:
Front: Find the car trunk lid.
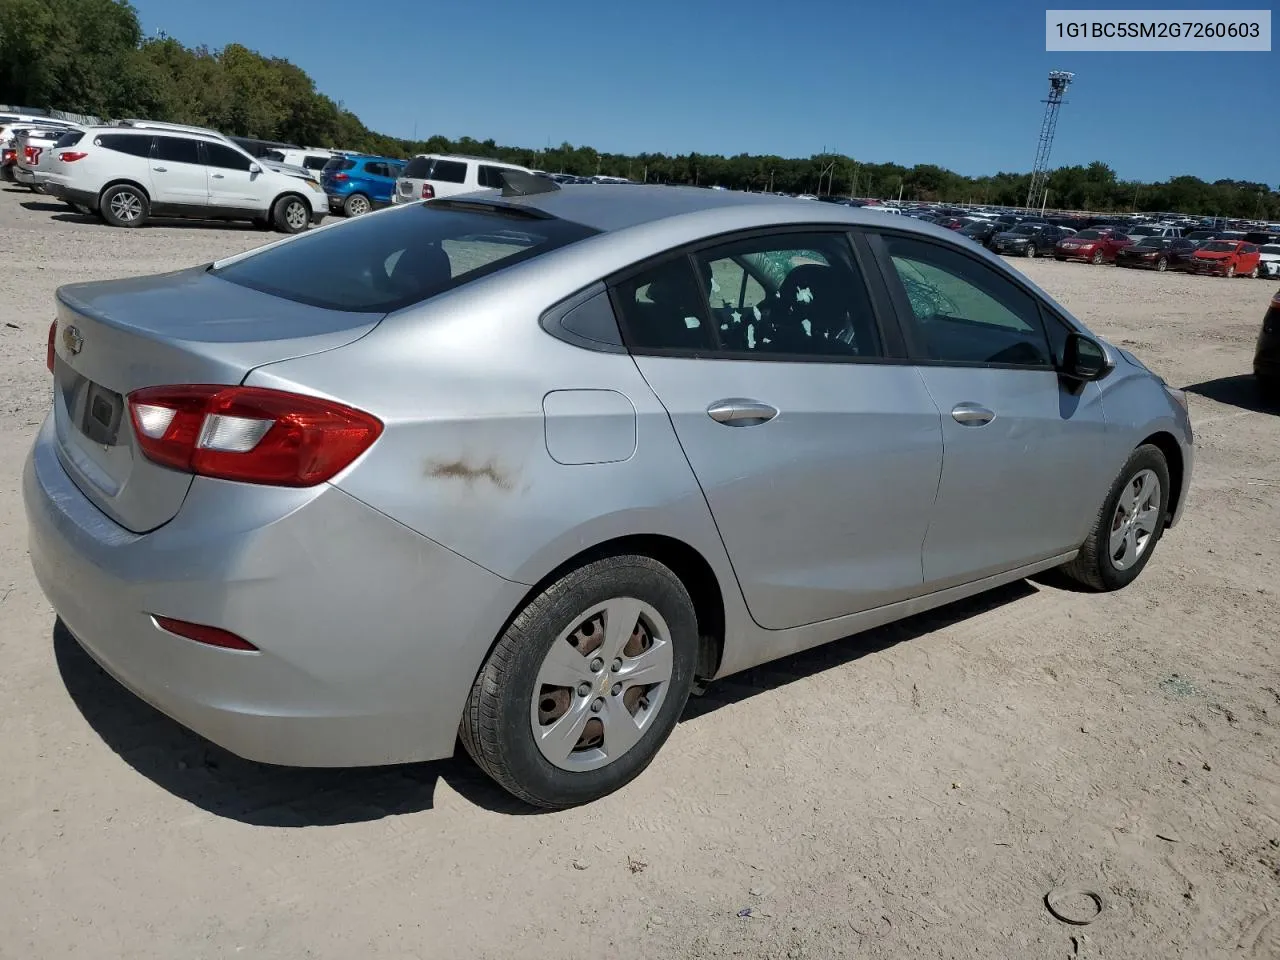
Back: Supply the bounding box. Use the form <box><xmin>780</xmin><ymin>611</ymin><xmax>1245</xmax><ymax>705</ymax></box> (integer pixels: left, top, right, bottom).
<box><xmin>51</xmin><ymin>266</ymin><xmax>382</xmax><ymax>533</ymax></box>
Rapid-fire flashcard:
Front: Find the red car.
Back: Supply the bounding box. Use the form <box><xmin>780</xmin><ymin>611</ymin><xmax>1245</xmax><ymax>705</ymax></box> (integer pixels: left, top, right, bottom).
<box><xmin>1054</xmin><ymin>227</ymin><xmax>1133</xmax><ymax>264</ymax></box>
<box><xmin>1185</xmin><ymin>240</ymin><xmax>1263</xmax><ymax>278</ymax></box>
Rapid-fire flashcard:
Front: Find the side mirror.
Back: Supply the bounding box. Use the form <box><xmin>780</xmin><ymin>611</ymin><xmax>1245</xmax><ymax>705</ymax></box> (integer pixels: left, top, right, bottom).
<box><xmin>1060</xmin><ymin>332</ymin><xmax>1111</xmax><ymax>382</ymax></box>
<box><xmin>249</xmin><ymin>162</ymin><xmax>261</xmax><ymax>174</ymax></box>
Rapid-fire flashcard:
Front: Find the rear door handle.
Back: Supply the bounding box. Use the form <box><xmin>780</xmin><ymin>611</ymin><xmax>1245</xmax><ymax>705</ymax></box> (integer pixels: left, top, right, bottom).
<box><xmin>707</xmin><ymin>399</ymin><xmax>779</xmax><ymax>426</ymax></box>
<box><xmin>152</xmin><ymin>166</ymin><xmax>167</xmax><ymax>172</ymax></box>
<box><xmin>212</xmin><ymin>173</ymin><xmax>225</xmax><ymax>179</ymax></box>
<box><xmin>951</xmin><ymin>402</ymin><xmax>995</xmax><ymax>426</ymax></box>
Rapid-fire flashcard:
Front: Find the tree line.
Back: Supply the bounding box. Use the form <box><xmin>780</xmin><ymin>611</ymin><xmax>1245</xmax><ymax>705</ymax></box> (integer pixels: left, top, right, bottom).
<box><xmin>2</xmin><ymin>0</ymin><xmax>1276</xmax><ymax>220</ymax></box>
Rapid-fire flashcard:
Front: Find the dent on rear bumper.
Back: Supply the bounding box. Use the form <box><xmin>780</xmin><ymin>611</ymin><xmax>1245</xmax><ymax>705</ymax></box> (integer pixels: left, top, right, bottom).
<box><xmin>23</xmin><ymin>417</ymin><xmax>526</xmax><ymax>767</ymax></box>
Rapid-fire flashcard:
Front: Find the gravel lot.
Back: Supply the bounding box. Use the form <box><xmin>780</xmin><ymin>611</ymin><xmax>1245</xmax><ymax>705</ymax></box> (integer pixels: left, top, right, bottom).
<box><xmin>1</xmin><ymin>185</ymin><xmax>1277</xmax><ymax>960</ymax></box>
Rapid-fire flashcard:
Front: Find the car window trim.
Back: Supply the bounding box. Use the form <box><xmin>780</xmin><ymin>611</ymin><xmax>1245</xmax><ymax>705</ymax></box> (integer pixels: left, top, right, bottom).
<box><xmin>605</xmin><ymin>224</ymin><xmax>909</xmax><ymax>365</ymax></box>
<box><xmin>861</xmin><ymin>228</ymin><xmax>1063</xmax><ymax>372</ymax></box>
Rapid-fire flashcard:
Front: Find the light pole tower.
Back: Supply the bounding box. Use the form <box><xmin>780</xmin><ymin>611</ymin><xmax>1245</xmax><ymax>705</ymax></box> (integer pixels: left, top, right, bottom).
<box><xmin>1025</xmin><ymin>70</ymin><xmax>1074</xmax><ymax>211</ymax></box>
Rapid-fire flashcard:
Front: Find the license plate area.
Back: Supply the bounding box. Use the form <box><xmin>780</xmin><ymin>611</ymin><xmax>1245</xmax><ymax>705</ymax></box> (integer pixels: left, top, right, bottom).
<box><xmin>81</xmin><ymin>382</ymin><xmax>125</xmax><ymax>446</ymax></box>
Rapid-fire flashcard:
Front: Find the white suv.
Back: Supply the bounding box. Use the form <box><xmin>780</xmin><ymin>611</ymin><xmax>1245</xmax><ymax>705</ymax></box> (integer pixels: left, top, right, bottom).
<box><xmin>391</xmin><ymin>154</ymin><xmax>533</xmax><ymax>204</ymax></box>
<box><xmin>40</xmin><ymin>127</ymin><xmax>327</xmax><ymax>232</ymax></box>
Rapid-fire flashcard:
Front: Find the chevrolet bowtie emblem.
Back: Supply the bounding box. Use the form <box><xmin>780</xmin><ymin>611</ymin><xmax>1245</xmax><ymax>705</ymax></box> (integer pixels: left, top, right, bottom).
<box><xmin>62</xmin><ymin>324</ymin><xmax>84</xmax><ymax>356</ymax></box>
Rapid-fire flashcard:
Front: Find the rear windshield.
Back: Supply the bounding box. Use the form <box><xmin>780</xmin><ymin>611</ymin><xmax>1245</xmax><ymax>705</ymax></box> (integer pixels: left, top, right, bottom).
<box><xmin>403</xmin><ymin>156</ymin><xmax>435</xmax><ymax>179</ymax></box>
<box><xmin>213</xmin><ymin>202</ymin><xmax>599</xmax><ymax>313</ymax></box>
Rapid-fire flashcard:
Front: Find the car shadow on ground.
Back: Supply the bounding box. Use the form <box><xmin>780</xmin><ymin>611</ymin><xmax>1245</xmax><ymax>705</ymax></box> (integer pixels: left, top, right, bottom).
<box><xmin>37</xmin><ymin>208</ymin><xmax>262</xmax><ymax>231</ymax></box>
<box><xmin>1184</xmin><ymin>375</ymin><xmax>1277</xmax><ymax>415</ymax></box>
<box><xmin>55</xmin><ymin>581</ymin><xmax>1037</xmax><ymax>825</ymax></box>
<box><xmin>19</xmin><ymin>199</ymin><xmax>69</xmax><ymax>214</ymax></box>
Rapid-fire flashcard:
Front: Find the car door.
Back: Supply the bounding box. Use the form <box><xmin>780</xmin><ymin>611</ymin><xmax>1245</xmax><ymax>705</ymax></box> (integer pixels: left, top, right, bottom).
<box><xmin>615</xmin><ymin>230</ymin><xmax>944</xmax><ymax>630</ymax></box>
<box><xmin>147</xmin><ymin>135</ymin><xmax>209</xmax><ymax>209</ymax></box>
<box><xmin>202</xmin><ymin>141</ymin><xmax>266</xmax><ymax>213</ymax></box>
<box><xmin>867</xmin><ymin>231</ymin><xmax>1110</xmax><ymax>591</ymax></box>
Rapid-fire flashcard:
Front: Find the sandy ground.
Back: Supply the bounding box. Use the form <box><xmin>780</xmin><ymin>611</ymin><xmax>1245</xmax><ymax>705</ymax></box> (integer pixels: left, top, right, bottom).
<box><xmin>0</xmin><ymin>187</ymin><xmax>1277</xmax><ymax>960</ymax></box>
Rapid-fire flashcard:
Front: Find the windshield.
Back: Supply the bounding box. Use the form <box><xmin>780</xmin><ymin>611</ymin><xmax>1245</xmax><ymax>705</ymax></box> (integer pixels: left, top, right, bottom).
<box><xmin>214</xmin><ymin>201</ymin><xmax>599</xmax><ymax>313</ymax></box>
<box><xmin>1199</xmin><ymin>241</ymin><xmax>1236</xmax><ymax>253</ymax></box>
<box><xmin>1133</xmin><ymin>238</ymin><xmax>1168</xmax><ymax>249</ymax></box>
<box><xmin>1073</xmin><ymin>229</ymin><xmax>1102</xmax><ymax>240</ymax></box>
<box><xmin>961</xmin><ymin>222</ymin><xmax>989</xmax><ymax>234</ymax></box>
<box><xmin>1129</xmin><ymin>226</ymin><xmax>1162</xmax><ymax>236</ymax></box>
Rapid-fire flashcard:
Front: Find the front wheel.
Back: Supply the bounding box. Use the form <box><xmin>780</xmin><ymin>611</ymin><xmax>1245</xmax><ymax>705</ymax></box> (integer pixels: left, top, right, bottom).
<box><xmin>272</xmin><ymin>194</ymin><xmax>310</xmax><ymax>234</ymax></box>
<box><xmin>1156</xmin><ymin>257</ymin><xmax>1168</xmax><ymax>272</ymax></box>
<box><xmin>1061</xmin><ymin>444</ymin><xmax>1171</xmax><ymax>591</ymax></box>
<box><xmin>460</xmin><ymin>555</ymin><xmax>699</xmax><ymax>809</ymax></box>
<box><xmin>100</xmin><ymin>184</ymin><xmax>148</xmax><ymax>227</ymax></box>
<box><xmin>1249</xmin><ymin>264</ymin><xmax>1260</xmax><ymax>279</ymax></box>
<box><xmin>1226</xmin><ymin>264</ymin><xmax>1236</xmax><ymax>278</ymax></box>
<box><xmin>1025</xmin><ymin>245</ymin><xmax>1036</xmax><ymax>258</ymax></box>
<box><xmin>1091</xmin><ymin>249</ymin><xmax>1104</xmax><ymax>265</ymax></box>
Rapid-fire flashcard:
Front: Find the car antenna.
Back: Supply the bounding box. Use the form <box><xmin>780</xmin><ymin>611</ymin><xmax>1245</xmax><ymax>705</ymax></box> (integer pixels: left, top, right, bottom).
<box><xmin>501</xmin><ymin>170</ymin><xmax>560</xmax><ymax>197</ymax></box>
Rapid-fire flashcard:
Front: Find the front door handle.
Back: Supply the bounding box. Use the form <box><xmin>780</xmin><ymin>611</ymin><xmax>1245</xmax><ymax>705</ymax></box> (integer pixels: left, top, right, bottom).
<box><xmin>152</xmin><ymin>166</ymin><xmax>167</xmax><ymax>172</ymax></box>
<box><xmin>212</xmin><ymin>173</ymin><xmax>225</xmax><ymax>179</ymax></box>
<box><xmin>707</xmin><ymin>398</ymin><xmax>779</xmax><ymax>426</ymax></box>
<box><xmin>951</xmin><ymin>402</ymin><xmax>995</xmax><ymax>426</ymax></box>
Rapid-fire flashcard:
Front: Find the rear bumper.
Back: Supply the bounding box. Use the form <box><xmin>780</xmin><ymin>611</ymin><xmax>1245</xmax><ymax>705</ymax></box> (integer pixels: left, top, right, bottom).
<box><xmin>24</xmin><ymin>415</ymin><xmax>526</xmax><ymax>767</ymax></box>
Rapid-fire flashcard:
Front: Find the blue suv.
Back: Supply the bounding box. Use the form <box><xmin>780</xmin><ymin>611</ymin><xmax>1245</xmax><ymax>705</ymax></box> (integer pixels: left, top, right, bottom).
<box><xmin>321</xmin><ymin>154</ymin><xmax>406</xmax><ymax>217</ymax></box>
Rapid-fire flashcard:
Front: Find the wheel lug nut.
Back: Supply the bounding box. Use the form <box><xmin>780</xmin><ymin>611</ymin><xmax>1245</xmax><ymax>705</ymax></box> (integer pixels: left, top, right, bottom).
<box><xmin>577</xmin><ymin>682</ymin><xmax>591</xmax><ymax>697</ymax></box>
<box><xmin>590</xmin><ymin>657</ymin><xmax>604</xmax><ymax>672</ymax></box>
<box><xmin>611</xmin><ymin>658</ymin><xmax>622</xmax><ymax>672</ymax></box>
<box><xmin>611</xmin><ymin>683</ymin><xmax>622</xmax><ymax>696</ymax></box>
<box><xmin>590</xmin><ymin>698</ymin><xmax>603</xmax><ymax>713</ymax></box>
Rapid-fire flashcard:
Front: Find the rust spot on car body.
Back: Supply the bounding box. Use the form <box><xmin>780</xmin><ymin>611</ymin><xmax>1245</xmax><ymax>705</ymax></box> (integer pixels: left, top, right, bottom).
<box><xmin>426</xmin><ymin>458</ymin><xmax>513</xmax><ymax>491</ymax></box>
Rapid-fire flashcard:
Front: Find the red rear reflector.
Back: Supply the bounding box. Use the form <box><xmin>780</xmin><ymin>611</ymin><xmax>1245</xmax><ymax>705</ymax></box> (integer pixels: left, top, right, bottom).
<box><xmin>47</xmin><ymin>320</ymin><xmax>56</xmax><ymax>372</ymax></box>
<box><xmin>421</xmin><ymin>182</ymin><xmax>434</xmax><ymax>199</ymax></box>
<box><xmin>127</xmin><ymin>384</ymin><xmax>382</xmax><ymax>486</ymax></box>
<box><xmin>332</xmin><ymin>172</ymin><xmax>348</xmax><ymax>181</ymax></box>
<box><xmin>154</xmin><ymin>616</ymin><xmax>258</xmax><ymax>651</ymax></box>
<box><xmin>58</xmin><ymin>151</ymin><xmax>87</xmax><ymax>162</ymax></box>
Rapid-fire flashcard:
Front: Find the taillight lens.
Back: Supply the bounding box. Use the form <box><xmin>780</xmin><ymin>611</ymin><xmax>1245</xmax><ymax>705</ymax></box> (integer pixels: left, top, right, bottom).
<box><xmin>331</xmin><ymin>172</ymin><xmax>348</xmax><ymax>181</ymax></box>
<box><xmin>127</xmin><ymin>385</ymin><xmax>382</xmax><ymax>487</ymax></box>
<box><xmin>153</xmin><ymin>616</ymin><xmax>258</xmax><ymax>651</ymax></box>
<box><xmin>58</xmin><ymin>151</ymin><xmax>88</xmax><ymax>162</ymax></box>
<box><xmin>47</xmin><ymin>320</ymin><xmax>56</xmax><ymax>372</ymax></box>
<box><xmin>23</xmin><ymin>145</ymin><xmax>35</xmax><ymax>162</ymax></box>
<box><xmin>421</xmin><ymin>182</ymin><xmax>435</xmax><ymax>199</ymax></box>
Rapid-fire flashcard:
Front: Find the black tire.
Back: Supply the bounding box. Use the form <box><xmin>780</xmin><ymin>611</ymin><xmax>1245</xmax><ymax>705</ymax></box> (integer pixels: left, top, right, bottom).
<box><xmin>1091</xmin><ymin>249</ymin><xmax>1104</xmax><ymax>265</ymax></box>
<box><xmin>1225</xmin><ymin>264</ymin><xmax>1236</xmax><ymax>278</ymax></box>
<box><xmin>460</xmin><ymin>554</ymin><xmax>699</xmax><ymax>809</ymax></box>
<box><xmin>342</xmin><ymin>193</ymin><xmax>371</xmax><ymax>217</ymax></box>
<box><xmin>99</xmin><ymin>183</ymin><xmax>148</xmax><ymax>228</ymax></box>
<box><xmin>1258</xmin><ymin>376</ymin><xmax>1280</xmax><ymax>407</ymax></box>
<box><xmin>251</xmin><ymin>215</ymin><xmax>272</xmax><ymax>231</ymax></box>
<box><xmin>1061</xmin><ymin>444</ymin><xmax>1171</xmax><ymax>592</ymax></box>
<box><xmin>1025</xmin><ymin>245</ymin><xmax>1036</xmax><ymax>258</ymax></box>
<box><xmin>271</xmin><ymin>194</ymin><xmax>310</xmax><ymax>234</ymax></box>
<box><xmin>1156</xmin><ymin>257</ymin><xmax>1168</xmax><ymax>272</ymax></box>
<box><xmin>1249</xmin><ymin>265</ymin><xmax>1260</xmax><ymax>279</ymax></box>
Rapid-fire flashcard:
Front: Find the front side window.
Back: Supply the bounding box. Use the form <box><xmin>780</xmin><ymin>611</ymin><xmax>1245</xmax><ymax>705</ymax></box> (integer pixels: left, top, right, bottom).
<box><xmin>203</xmin><ymin>143</ymin><xmax>253</xmax><ymax>171</ymax></box>
<box><xmin>882</xmin><ymin>235</ymin><xmax>1051</xmax><ymax>368</ymax></box>
<box><xmin>153</xmin><ymin>136</ymin><xmax>202</xmax><ymax>165</ymax></box>
<box><xmin>214</xmin><ymin>202</ymin><xmax>599</xmax><ymax>313</ymax></box>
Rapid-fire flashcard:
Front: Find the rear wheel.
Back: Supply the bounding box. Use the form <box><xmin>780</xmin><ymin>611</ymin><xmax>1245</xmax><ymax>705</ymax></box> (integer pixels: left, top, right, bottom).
<box><xmin>1025</xmin><ymin>245</ymin><xmax>1036</xmax><ymax>258</ymax></box>
<box><xmin>460</xmin><ymin>555</ymin><xmax>699</xmax><ymax>809</ymax></box>
<box><xmin>1061</xmin><ymin>444</ymin><xmax>1170</xmax><ymax>592</ymax></box>
<box><xmin>1091</xmin><ymin>249</ymin><xmax>1104</xmax><ymax>265</ymax></box>
<box><xmin>1226</xmin><ymin>264</ymin><xmax>1236</xmax><ymax>278</ymax></box>
<box><xmin>272</xmin><ymin>194</ymin><xmax>310</xmax><ymax>234</ymax></box>
<box><xmin>343</xmin><ymin>193</ymin><xmax>371</xmax><ymax>217</ymax></box>
<box><xmin>100</xmin><ymin>184</ymin><xmax>148</xmax><ymax>228</ymax></box>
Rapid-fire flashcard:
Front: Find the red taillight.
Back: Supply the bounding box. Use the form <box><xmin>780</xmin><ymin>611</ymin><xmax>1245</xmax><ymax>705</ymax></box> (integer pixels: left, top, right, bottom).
<box><xmin>331</xmin><ymin>172</ymin><xmax>348</xmax><ymax>181</ymax></box>
<box><xmin>420</xmin><ymin>182</ymin><xmax>435</xmax><ymax>199</ymax></box>
<box><xmin>23</xmin><ymin>145</ymin><xmax>35</xmax><ymax>162</ymax></box>
<box><xmin>154</xmin><ymin>616</ymin><xmax>258</xmax><ymax>651</ymax></box>
<box><xmin>126</xmin><ymin>385</ymin><xmax>383</xmax><ymax>487</ymax></box>
<box><xmin>58</xmin><ymin>151</ymin><xmax>87</xmax><ymax>162</ymax></box>
<box><xmin>47</xmin><ymin>320</ymin><xmax>56</xmax><ymax>372</ymax></box>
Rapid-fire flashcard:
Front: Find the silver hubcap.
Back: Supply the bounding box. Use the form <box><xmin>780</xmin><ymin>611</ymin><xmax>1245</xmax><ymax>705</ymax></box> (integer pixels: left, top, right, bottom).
<box><xmin>109</xmin><ymin>191</ymin><xmax>141</xmax><ymax>221</ymax></box>
<box><xmin>285</xmin><ymin>201</ymin><xmax>307</xmax><ymax>230</ymax></box>
<box><xmin>348</xmin><ymin>196</ymin><xmax>369</xmax><ymax>215</ymax></box>
<box><xmin>530</xmin><ymin>597</ymin><xmax>673</xmax><ymax>772</ymax></box>
<box><xmin>1157</xmin><ymin>259</ymin><xmax>1166</xmax><ymax>272</ymax></box>
<box><xmin>1109</xmin><ymin>469</ymin><xmax>1161</xmax><ymax>571</ymax></box>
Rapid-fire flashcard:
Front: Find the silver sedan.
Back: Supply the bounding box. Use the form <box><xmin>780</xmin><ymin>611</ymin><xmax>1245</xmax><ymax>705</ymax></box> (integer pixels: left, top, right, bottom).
<box><xmin>25</xmin><ymin>179</ymin><xmax>1193</xmax><ymax>807</ymax></box>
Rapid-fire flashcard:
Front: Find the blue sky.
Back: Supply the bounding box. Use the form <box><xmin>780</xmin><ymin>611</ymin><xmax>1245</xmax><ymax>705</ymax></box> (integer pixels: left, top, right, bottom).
<box><xmin>129</xmin><ymin>0</ymin><xmax>1277</xmax><ymax>185</ymax></box>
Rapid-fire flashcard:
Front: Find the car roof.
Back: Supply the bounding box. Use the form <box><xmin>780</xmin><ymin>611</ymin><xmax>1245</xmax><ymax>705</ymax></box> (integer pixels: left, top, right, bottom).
<box><xmin>411</xmin><ymin>153</ymin><xmax>529</xmax><ymax>167</ymax></box>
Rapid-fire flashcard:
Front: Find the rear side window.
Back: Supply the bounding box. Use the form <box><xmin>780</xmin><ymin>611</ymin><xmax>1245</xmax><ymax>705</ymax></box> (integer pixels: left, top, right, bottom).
<box><xmin>478</xmin><ymin>165</ymin><xmax>512</xmax><ymax>188</ymax></box>
<box><xmin>54</xmin><ymin>131</ymin><xmax>83</xmax><ymax>149</ymax></box>
<box><xmin>214</xmin><ymin>203</ymin><xmax>599</xmax><ymax>312</ymax></box>
<box><xmin>402</xmin><ymin>156</ymin><xmax>433</xmax><ymax>178</ymax></box>
<box><xmin>94</xmin><ymin>133</ymin><xmax>152</xmax><ymax>158</ymax></box>
<box><xmin>429</xmin><ymin>159</ymin><xmax>467</xmax><ymax>183</ymax></box>
<box><xmin>304</xmin><ymin>155</ymin><xmax>330</xmax><ymax>171</ymax></box>
<box><xmin>153</xmin><ymin>136</ymin><xmax>201</xmax><ymax>165</ymax></box>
